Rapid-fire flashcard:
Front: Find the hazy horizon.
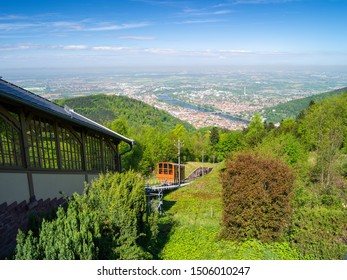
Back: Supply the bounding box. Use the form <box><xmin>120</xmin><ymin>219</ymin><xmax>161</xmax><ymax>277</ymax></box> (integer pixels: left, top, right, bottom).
<box><xmin>2</xmin><ymin>64</ymin><xmax>347</xmax><ymax>76</ymax></box>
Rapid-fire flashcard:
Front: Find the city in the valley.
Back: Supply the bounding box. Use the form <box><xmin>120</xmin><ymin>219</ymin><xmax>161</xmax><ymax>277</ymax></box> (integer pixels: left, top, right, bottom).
<box><xmin>4</xmin><ymin>66</ymin><xmax>347</xmax><ymax>130</ymax></box>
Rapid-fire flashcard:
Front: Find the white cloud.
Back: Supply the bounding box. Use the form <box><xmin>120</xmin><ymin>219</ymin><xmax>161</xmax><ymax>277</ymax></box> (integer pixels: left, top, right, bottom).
<box><xmin>181</xmin><ymin>8</ymin><xmax>233</xmax><ymax>17</ymax></box>
<box><xmin>174</xmin><ymin>5</ymin><xmax>232</xmax><ymax>25</ymax></box>
<box><xmin>87</xmin><ymin>22</ymin><xmax>150</xmax><ymax>31</ymax></box>
<box><xmin>0</xmin><ymin>13</ymin><xmax>150</xmax><ymax>34</ymax></box>
<box><xmin>0</xmin><ymin>43</ymin><xmax>39</xmax><ymax>51</ymax></box>
<box><xmin>214</xmin><ymin>10</ymin><xmax>233</xmax><ymax>15</ymax></box>
<box><xmin>63</xmin><ymin>45</ymin><xmax>88</xmax><ymax>50</ymax></box>
<box><xmin>176</xmin><ymin>19</ymin><xmax>227</xmax><ymax>24</ymax></box>
<box><xmin>144</xmin><ymin>48</ymin><xmax>178</xmax><ymax>55</ymax></box>
<box><xmin>178</xmin><ymin>7</ymin><xmax>233</xmax><ymax>18</ymax></box>
<box><xmin>219</xmin><ymin>49</ymin><xmax>254</xmax><ymax>54</ymax></box>
<box><xmin>0</xmin><ymin>15</ymin><xmax>28</xmax><ymax>20</ymax></box>
<box><xmin>0</xmin><ymin>22</ymin><xmax>40</xmax><ymax>31</ymax></box>
<box><xmin>52</xmin><ymin>21</ymin><xmax>83</xmax><ymax>31</ymax></box>
<box><xmin>91</xmin><ymin>46</ymin><xmax>128</xmax><ymax>51</ymax></box>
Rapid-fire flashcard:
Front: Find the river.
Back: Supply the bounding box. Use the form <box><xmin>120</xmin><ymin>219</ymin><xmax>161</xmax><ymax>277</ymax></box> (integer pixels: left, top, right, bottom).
<box><xmin>157</xmin><ymin>94</ymin><xmax>250</xmax><ymax>125</ymax></box>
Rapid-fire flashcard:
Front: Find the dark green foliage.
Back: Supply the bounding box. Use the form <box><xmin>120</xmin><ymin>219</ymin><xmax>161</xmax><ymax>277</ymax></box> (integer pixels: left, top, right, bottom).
<box><xmin>209</xmin><ymin>127</ymin><xmax>220</xmax><ymax>146</ymax></box>
<box><xmin>84</xmin><ymin>171</ymin><xmax>152</xmax><ymax>260</ymax></box>
<box><xmin>15</xmin><ymin>197</ymin><xmax>101</xmax><ymax>260</ymax></box>
<box><xmin>56</xmin><ymin>94</ymin><xmax>194</xmax><ymax>132</ymax></box>
<box><xmin>276</xmin><ymin>118</ymin><xmax>297</xmax><ymax>135</ymax></box>
<box><xmin>15</xmin><ymin>171</ymin><xmax>158</xmax><ymax>260</ymax></box>
<box><xmin>221</xmin><ymin>152</ymin><xmax>295</xmax><ymax>242</ymax></box>
<box><xmin>289</xmin><ymin>207</ymin><xmax>347</xmax><ymax>259</ymax></box>
<box><xmin>261</xmin><ymin>87</ymin><xmax>347</xmax><ymax>123</ymax></box>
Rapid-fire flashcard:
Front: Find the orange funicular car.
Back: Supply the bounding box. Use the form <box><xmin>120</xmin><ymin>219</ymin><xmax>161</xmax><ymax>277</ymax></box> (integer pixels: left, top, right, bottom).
<box><xmin>157</xmin><ymin>162</ymin><xmax>185</xmax><ymax>185</ymax></box>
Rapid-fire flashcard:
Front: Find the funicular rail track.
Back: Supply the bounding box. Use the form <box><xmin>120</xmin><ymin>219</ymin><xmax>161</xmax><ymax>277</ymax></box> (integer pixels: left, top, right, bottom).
<box><xmin>145</xmin><ymin>165</ymin><xmax>213</xmax><ymax>213</ymax></box>
<box><xmin>145</xmin><ymin>182</ymin><xmax>191</xmax><ymax>194</ymax></box>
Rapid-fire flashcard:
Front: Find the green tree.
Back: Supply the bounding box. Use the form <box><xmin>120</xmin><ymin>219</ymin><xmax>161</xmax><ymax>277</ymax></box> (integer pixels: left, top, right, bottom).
<box><xmin>191</xmin><ymin>130</ymin><xmax>210</xmax><ymax>162</ymax></box>
<box><xmin>255</xmin><ymin>132</ymin><xmax>307</xmax><ymax>168</ymax></box>
<box><xmin>244</xmin><ymin>113</ymin><xmax>266</xmax><ymax>147</ymax></box>
<box><xmin>209</xmin><ymin>127</ymin><xmax>220</xmax><ymax>146</ymax></box>
<box><xmin>107</xmin><ymin>118</ymin><xmax>129</xmax><ymax>136</ymax></box>
<box><xmin>166</xmin><ymin>124</ymin><xmax>195</xmax><ymax>162</ymax></box>
<box><xmin>215</xmin><ymin>130</ymin><xmax>245</xmax><ymax>160</ymax></box>
<box><xmin>298</xmin><ymin>95</ymin><xmax>347</xmax><ymax>188</ymax></box>
<box><xmin>276</xmin><ymin>118</ymin><xmax>297</xmax><ymax>135</ymax></box>
<box><xmin>168</xmin><ymin>124</ymin><xmax>187</xmax><ymax>141</ymax></box>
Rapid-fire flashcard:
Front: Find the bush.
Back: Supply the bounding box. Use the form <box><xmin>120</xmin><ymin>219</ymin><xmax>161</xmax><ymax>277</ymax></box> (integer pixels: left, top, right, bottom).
<box><xmin>15</xmin><ymin>196</ymin><xmax>101</xmax><ymax>260</ymax></box>
<box><xmin>289</xmin><ymin>207</ymin><xmax>347</xmax><ymax>259</ymax></box>
<box><xmin>220</xmin><ymin>152</ymin><xmax>295</xmax><ymax>242</ymax></box>
<box><xmin>15</xmin><ymin>171</ymin><xmax>158</xmax><ymax>260</ymax></box>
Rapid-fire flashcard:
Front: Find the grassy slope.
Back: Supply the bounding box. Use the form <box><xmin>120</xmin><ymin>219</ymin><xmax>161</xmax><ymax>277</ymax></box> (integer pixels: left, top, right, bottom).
<box><xmin>158</xmin><ymin>162</ymin><xmax>300</xmax><ymax>260</ymax></box>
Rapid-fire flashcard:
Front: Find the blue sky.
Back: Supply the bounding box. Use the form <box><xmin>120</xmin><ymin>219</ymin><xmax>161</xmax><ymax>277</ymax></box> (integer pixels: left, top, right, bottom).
<box><xmin>0</xmin><ymin>0</ymin><xmax>346</xmax><ymax>69</ymax></box>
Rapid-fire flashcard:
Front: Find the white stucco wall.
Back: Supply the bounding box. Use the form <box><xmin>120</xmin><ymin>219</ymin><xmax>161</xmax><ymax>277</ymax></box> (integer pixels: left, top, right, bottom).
<box><xmin>33</xmin><ymin>173</ymin><xmax>86</xmax><ymax>200</ymax></box>
<box><xmin>0</xmin><ymin>173</ymin><xmax>29</xmax><ymax>204</ymax></box>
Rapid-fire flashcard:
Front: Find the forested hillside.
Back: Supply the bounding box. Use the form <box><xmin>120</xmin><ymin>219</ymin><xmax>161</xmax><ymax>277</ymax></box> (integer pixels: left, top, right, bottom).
<box><xmin>56</xmin><ymin>94</ymin><xmax>194</xmax><ymax>132</ymax></box>
<box><xmin>260</xmin><ymin>87</ymin><xmax>347</xmax><ymax>123</ymax></box>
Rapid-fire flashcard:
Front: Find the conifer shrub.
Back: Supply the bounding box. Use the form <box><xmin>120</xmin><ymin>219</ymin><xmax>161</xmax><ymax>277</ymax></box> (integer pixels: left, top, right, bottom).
<box><xmin>220</xmin><ymin>152</ymin><xmax>295</xmax><ymax>242</ymax></box>
<box><xmin>15</xmin><ymin>171</ymin><xmax>158</xmax><ymax>260</ymax></box>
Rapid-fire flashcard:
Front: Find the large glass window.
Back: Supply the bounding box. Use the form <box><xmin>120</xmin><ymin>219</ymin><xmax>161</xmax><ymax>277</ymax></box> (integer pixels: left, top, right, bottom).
<box><xmin>58</xmin><ymin>126</ymin><xmax>82</xmax><ymax>170</ymax></box>
<box><xmin>0</xmin><ymin>114</ymin><xmax>22</xmax><ymax>167</ymax></box>
<box><xmin>85</xmin><ymin>134</ymin><xmax>102</xmax><ymax>171</ymax></box>
<box><xmin>27</xmin><ymin>117</ymin><xmax>58</xmax><ymax>169</ymax></box>
<box><xmin>104</xmin><ymin>140</ymin><xmax>116</xmax><ymax>171</ymax></box>
<box><xmin>0</xmin><ymin>105</ymin><xmax>121</xmax><ymax>173</ymax></box>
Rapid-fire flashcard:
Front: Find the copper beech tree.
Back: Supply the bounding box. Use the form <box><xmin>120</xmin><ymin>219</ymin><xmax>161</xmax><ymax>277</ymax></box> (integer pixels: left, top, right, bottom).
<box><xmin>221</xmin><ymin>152</ymin><xmax>295</xmax><ymax>242</ymax></box>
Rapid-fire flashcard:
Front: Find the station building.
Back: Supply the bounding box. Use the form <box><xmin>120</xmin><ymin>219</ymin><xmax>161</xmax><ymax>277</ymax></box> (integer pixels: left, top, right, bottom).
<box><xmin>0</xmin><ymin>78</ymin><xmax>134</xmax><ymax>204</ymax></box>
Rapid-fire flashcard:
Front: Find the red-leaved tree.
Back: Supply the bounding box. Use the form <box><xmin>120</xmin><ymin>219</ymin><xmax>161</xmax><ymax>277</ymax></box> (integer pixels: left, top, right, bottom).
<box><xmin>221</xmin><ymin>152</ymin><xmax>295</xmax><ymax>242</ymax></box>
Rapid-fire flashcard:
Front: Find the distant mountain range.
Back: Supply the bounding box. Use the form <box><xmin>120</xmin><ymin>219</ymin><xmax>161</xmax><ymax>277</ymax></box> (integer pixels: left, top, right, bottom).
<box><xmin>260</xmin><ymin>87</ymin><xmax>347</xmax><ymax>123</ymax></box>
<box><xmin>56</xmin><ymin>94</ymin><xmax>194</xmax><ymax>132</ymax></box>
